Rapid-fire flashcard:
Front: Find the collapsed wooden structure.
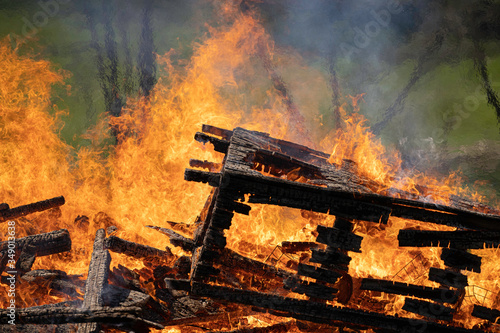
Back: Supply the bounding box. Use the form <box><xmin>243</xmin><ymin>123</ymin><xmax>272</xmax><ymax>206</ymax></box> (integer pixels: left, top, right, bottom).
<box><xmin>1</xmin><ymin>125</ymin><xmax>500</xmax><ymax>332</ymax></box>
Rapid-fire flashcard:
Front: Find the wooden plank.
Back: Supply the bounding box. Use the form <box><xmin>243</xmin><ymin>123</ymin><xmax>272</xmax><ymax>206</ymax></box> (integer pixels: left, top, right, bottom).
<box><xmin>77</xmin><ymin>229</ymin><xmax>111</xmax><ymax>333</ymax></box>
<box><xmin>146</xmin><ymin>225</ymin><xmax>195</xmax><ymax>252</ymax></box>
<box><xmin>284</xmin><ymin>277</ymin><xmax>338</xmax><ymax>300</ymax></box>
<box><xmin>195</xmin><ymin>132</ymin><xmax>230</xmax><ymax>153</ymax></box>
<box><xmin>202</xmin><ymin>124</ymin><xmax>233</xmax><ymax>140</ymax></box>
<box><xmin>403</xmin><ymin>298</ymin><xmax>454</xmax><ymax>321</ymax></box>
<box><xmin>191</xmin><ymin>282</ymin><xmax>483</xmax><ymax>333</ymax></box>
<box><xmin>472</xmin><ymin>305</ymin><xmax>500</xmax><ymax>323</ymax></box>
<box><xmin>441</xmin><ymin>248</ymin><xmax>482</xmax><ymax>273</ymax></box>
<box><xmin>0</xmin><ymin>196</ymin><xmax>65</xmax><ymax>222</ymax></box>
<box><xmin>184</xmin><ymin>169</ymin><xmax>221</xmax><ymax>187</ymax></box>
<box><xmin>297</xmin><ymin>263</ymin><xmax>342</xmax><ymax>284</ymax></box>
<box><xmin>0</xmin><ymin>229</ymin><xmax>71</xmax><ymax>257</ymax></box>
<box><xmin>428</xmin><ymin>267</ymin><xmax>468</xmax><ymax>289</ymax></box>
<box><xmin>105</xmin><ymin>235</ymin><xmax>173</xmax><ymax>264</ymax></box>
<box><xmin>398</xmin><ymin>229</ymin><xmax>500</xmax><ymax>249</ymax></box>
<box><xmin>316</xmin><ymin>225</ymin><xmax>362</xmax><ymax>252</ymax></box>
<box><xmin>0</xmin><ymin>305</ymin><xmax>163</xmax><ymax>329</ymax></box>
<box><xmin>310</xmin><ymin>248</ymin><xmax>351</xmax><ymax>270</ymax></box>
<box><xmin>360</xmin><ymin>278</ymin><xmax>460</xmax><ymax>304</ymax></box>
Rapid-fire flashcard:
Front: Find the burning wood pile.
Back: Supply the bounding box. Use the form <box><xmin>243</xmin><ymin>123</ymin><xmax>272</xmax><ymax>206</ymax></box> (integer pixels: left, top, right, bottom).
<box><xmin>1</xmin><ymin>124</ymin><xmax>500</xmax><ymax>332</ymax></box>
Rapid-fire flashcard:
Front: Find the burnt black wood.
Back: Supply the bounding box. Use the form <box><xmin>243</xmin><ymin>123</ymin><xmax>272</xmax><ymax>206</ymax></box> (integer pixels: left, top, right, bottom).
<box><xmin>284</xmin><ymin>277</ymin><xmax>338</xmax><ymax>300</ymax></box>
<box><xmin>310</xmin><ymin>248</ymin><xmax>351</xmax><ymax>270</ymax></box>
<box><xmin>428</xmin><ymin>267</ymin><xmax>468</xmax><ymax>288</ymax></box>
<box><xmin>398</xmin><ymin>229</ymin><xmax>500</xmax><ymax>249</ymax></box>
<box><xmin>0</xmin><ymin>196</ymin><xmax>65</xmax><ymax>222</ymax></box>
<box><xmin>360</xmin><ymin>278</ymin><xmax>460</xmax><ymax>304</ymax></box>
<box><xmin>403</xmin><ymin>298</ymin><xmax>454</xmax><ymax>321</ymax></box>
<box><xmin>297</xmin><ymin>263</ymin><xmax>342</xmax><ymax>284</ymax></box>
<box><xmin>191</xmin><ymin>282</ymin><xmax>483</xmax><ymax>333</ymax></box>
<box><xmin>441</xmin><ymin>248</ymin><xmax>482</xmax><ymax>273</ymax></box>
<box><xmin>316</xmin><ymin>225</ymin><xmax>362</xmax><ymax>252</ymax></box>
<box><xmin>194</xmin><ymin>132</ymin><xmax>230</xmax><ymax>154</ymax></box>
<box><xmin>105</xmin><ymin>235</ymin><xmax>173</xmax><ymax>264</ymax></box>
<box><xmin>472</xmin><ymin>305</ymin><xmax>500</xmax><ymax>323</ymax></box>
<box><xmin>0</xmin><ymin>229</ymin><xmax>71</xmax><ymax>259</ymax></box>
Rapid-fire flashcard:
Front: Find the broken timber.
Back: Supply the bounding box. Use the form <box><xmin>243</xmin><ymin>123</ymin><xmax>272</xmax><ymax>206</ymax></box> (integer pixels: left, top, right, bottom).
<box><xmin>0</xmin><ymin>196</ymin><xmax>65</xmax><ymax>222</ymax></box>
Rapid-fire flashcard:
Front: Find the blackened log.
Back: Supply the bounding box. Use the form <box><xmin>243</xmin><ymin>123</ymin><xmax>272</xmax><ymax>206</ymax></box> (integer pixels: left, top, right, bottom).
<box><xmin>195</xmin><ymin>132</ymin><xmax>230</xmax><ymax>154</ymax></box>
<box><xmin>146</xmin><ymin>225</ymin><xmax>195</xmax><ymax>252</ymax></box>
<box><xmin>310</xmin><ymin>248</ymin><xmax>351</xmax><ymax>270</ymax></box>
<box><xmin>280</xmin><ymin>241</ymin><xmax>317</xmax><ymax>253</ymax></box>
<box><xmin>360</xmin><ymin>278</ymin><xmax>460</xmax><ymax>304</ymax></box>
<box><xmin>403</xmin><ymin>298</ymin><xmax>454</xmax><ymax>321</ymax></box>
<box><xmin>428</xmin><ymin>267</ymin><xmax>468</xmax><ymax>288</ymax></box>
<box><xmin>316</xmin><ymin>225</ymin><xmax>362</xmax><ymax>252</ymax></box>
<box><xmin>297</xmin><ymin>263</ymin><xmax>341</xmax><ymax>284</ymax></box>
<box><xmin>202</xmin><ymin>124</ymin><xmax>233</xmax><ymax>140</ymax></box>
<box><xmin>19</xmin><ymin>269</ymin><xmax>83</xmax><ymax>298</ymax></box>
<box><xmin>184</xmin><ymin>169</ymin><xmax>221</xmax><ymax>187</ymax></box>
<box><xmin>189</xmin><ymin>158</ymin><xmax>222</xmax><ymax>172</ymax></box>
<box><xmin>471</xmin><ymin>305</ymin><xmax>500</xmax><ymax>323</ymax></box>
<box><xmin>103</xmin><ymin>284</ymin><xmax>171</xmax><ymax>323</ymax></box>
<box><xmin>164</xmin><ymin>278</ymin><xmax>191</xmax><ymax>291</ymax></box>
<box><xmin>284</xmin><ymin>277</ymin><xmax>338</xmax><ymax>300</ymax></box>
<box><xmin>15</xmin><ymin>243</ymin><xmax>36</xmax><ymax>274</ymax></box>
<box><xmin>0</xmin><ymin>196</ymin><xmax>65</xmax><ymax>222</ymax></box>
<box><xmin>0</xmin><ymin>305</ymin><xmax>163</xmax><ymax>329</ymax></box>
<box><xmin>216</xmin><ymin>247</ymin><xmax>294</xmax><ymax>280</ymax></box>
<box><xmin>0</xmin><ymin>229</ymin><xmax>71</xmax><ymax>257</ymax></box>
<box><xmin>203</xmin><ymin>227</ymin><xmax>227</xmax><ymax>249</ymax></box>
<box><xmin>104</xmin><ymin>235</ymin><xmax>173</xmax><ymax>264</ymax></box>
<box><xmin>333</xmin><ymin>217</ymin><xmax>354</xmax><ymax>232</ymax></box>
<box><xmin>209</xmin><ymin>207</ymin><xmax>234</xmax><ymax>230</ymax></box>
<box><xmin>78</xmin><ymin>229</ymin><xmax>111</xmax><ymax>333</ymax></box>
<box><xmin>193</xmin><ymin>188</ymin><xmax>218</xmax><ymax>246</ymax></box>
<box><xmin>398</xmin><ymin>229</ymin><xmax>500</xmax><ymax>249</ymax></box>
<box><xmin>441</xmin><ymin>248</ymin><xmax>482</xmax><ymax>273</ymax></box>
<box><xmin>0</xmin><ymin>203</ymin><xmax>9</xmax><ymax>211</ymax></box>
<box><xmin>191</xmin><ymin>282</ymin><xmax>483</xmax><ymax>333</ymax></box>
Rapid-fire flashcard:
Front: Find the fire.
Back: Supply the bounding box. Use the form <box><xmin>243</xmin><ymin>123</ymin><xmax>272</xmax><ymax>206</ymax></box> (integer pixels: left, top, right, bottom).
<box><xmin>0</xmin><ymin>1</ymin><xmax>499</xmax><ymax>331</ymax></box>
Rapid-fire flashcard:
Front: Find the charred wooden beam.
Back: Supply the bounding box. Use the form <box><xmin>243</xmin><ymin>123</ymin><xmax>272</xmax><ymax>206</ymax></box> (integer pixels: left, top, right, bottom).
<box><xmin>202</xmin><ymin>124</ymin><xmax>233</xmax><ymax>141</ymax></box>
<box><xmin>189</xmin><ymin>159</ymin><xmax>222</xmax><ymax>172</ymax></box>
<box><xmin>403</xmin><ymin>298</ymin><xmax>454</xmax><ymax>321</ymax></box>
<box><xmin>146</xmin><ymin>225</ymin><xmax>195</xmax><ymax>252</ymax></box>
<box><xmin>78</xmin><ymin>229</ymin><xmax>111</xmax><ymax>333</ymax></box>
<box><xmin>284</xmin><ymin>277</ymin><xmax>338</xmax><ymax>300</ymax></box>
<box><xmin>191</xmin><ymin>282</ymin><xmax>483</xmax><ymax>333</ymax></box>
<box><xmin>0</xmin><ymin>305</ymin><xmax>163</xmax><ymax>329</ymax></box>
<box><xmin>280</xmin><ymin>241</ymin><xmax>317</xmax><ymax>254</ymax></box>
<box><xmin>0</xmin><ymin>196</ymin><xmax>65</xmax><ymax>222</ymax></box>
<box><xmin>316</xmin><ymin>225</ymin><xmax>362</xmax><ymax>252</ymax></box>
<box><xmin>310</xmin><ymin>248</ymin><xmax>351</xmax><ymax>271</ymax></box>
<box><xmin>15</xmin><ymin>243</ymin><xmax>36</xmax><ymax>274</ymax></box>
<box><xmin>195</xmin><ymin>132</ymin><xmax>230</xmax><ymax>154</ymax></box>
<box><xmin>0</xmin><ymin>203</ymin><xmax>9</xmax><ymax>211</ymax></box>
<box><xmin>471</xmin><ymin>305</ymin><xmax>500</xmax><ymax>323</ymax></box>
<box><xmin>184</xmin><ymin>169</ymin><xmax>221</xmax><ymax>187</ymax></box>
<box><xmin>297</xmin><ymin>263</ymin><xmax>342</xmax><ymax>284</ymax></box>
<box><xmin>428</xmin><ymin>267</ymin><xmax>468</xmax><ymax>289</ymax></box>
<box><xmin>360</xmin><ymin>278</ymin><xmax>460</xmax><ymax>304</ymax></box>
<box><xmin>398</xmin><ymin>229</ymin><xmax>500</xmax><ymax>249</ymax></box>
<box><xmin>441</xmin><ymin>248</ymin><xmax>481</xmax><ymax>273</ymax></box>
<box><xmin>105</xmin><ymin>235</ymin><xmax>173</xmax><ymax>264</ymax></box>
<box><xmin>0</xmin><ymin>229</ymin><xmax>71</xmax><ymax>258</ymax></box>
